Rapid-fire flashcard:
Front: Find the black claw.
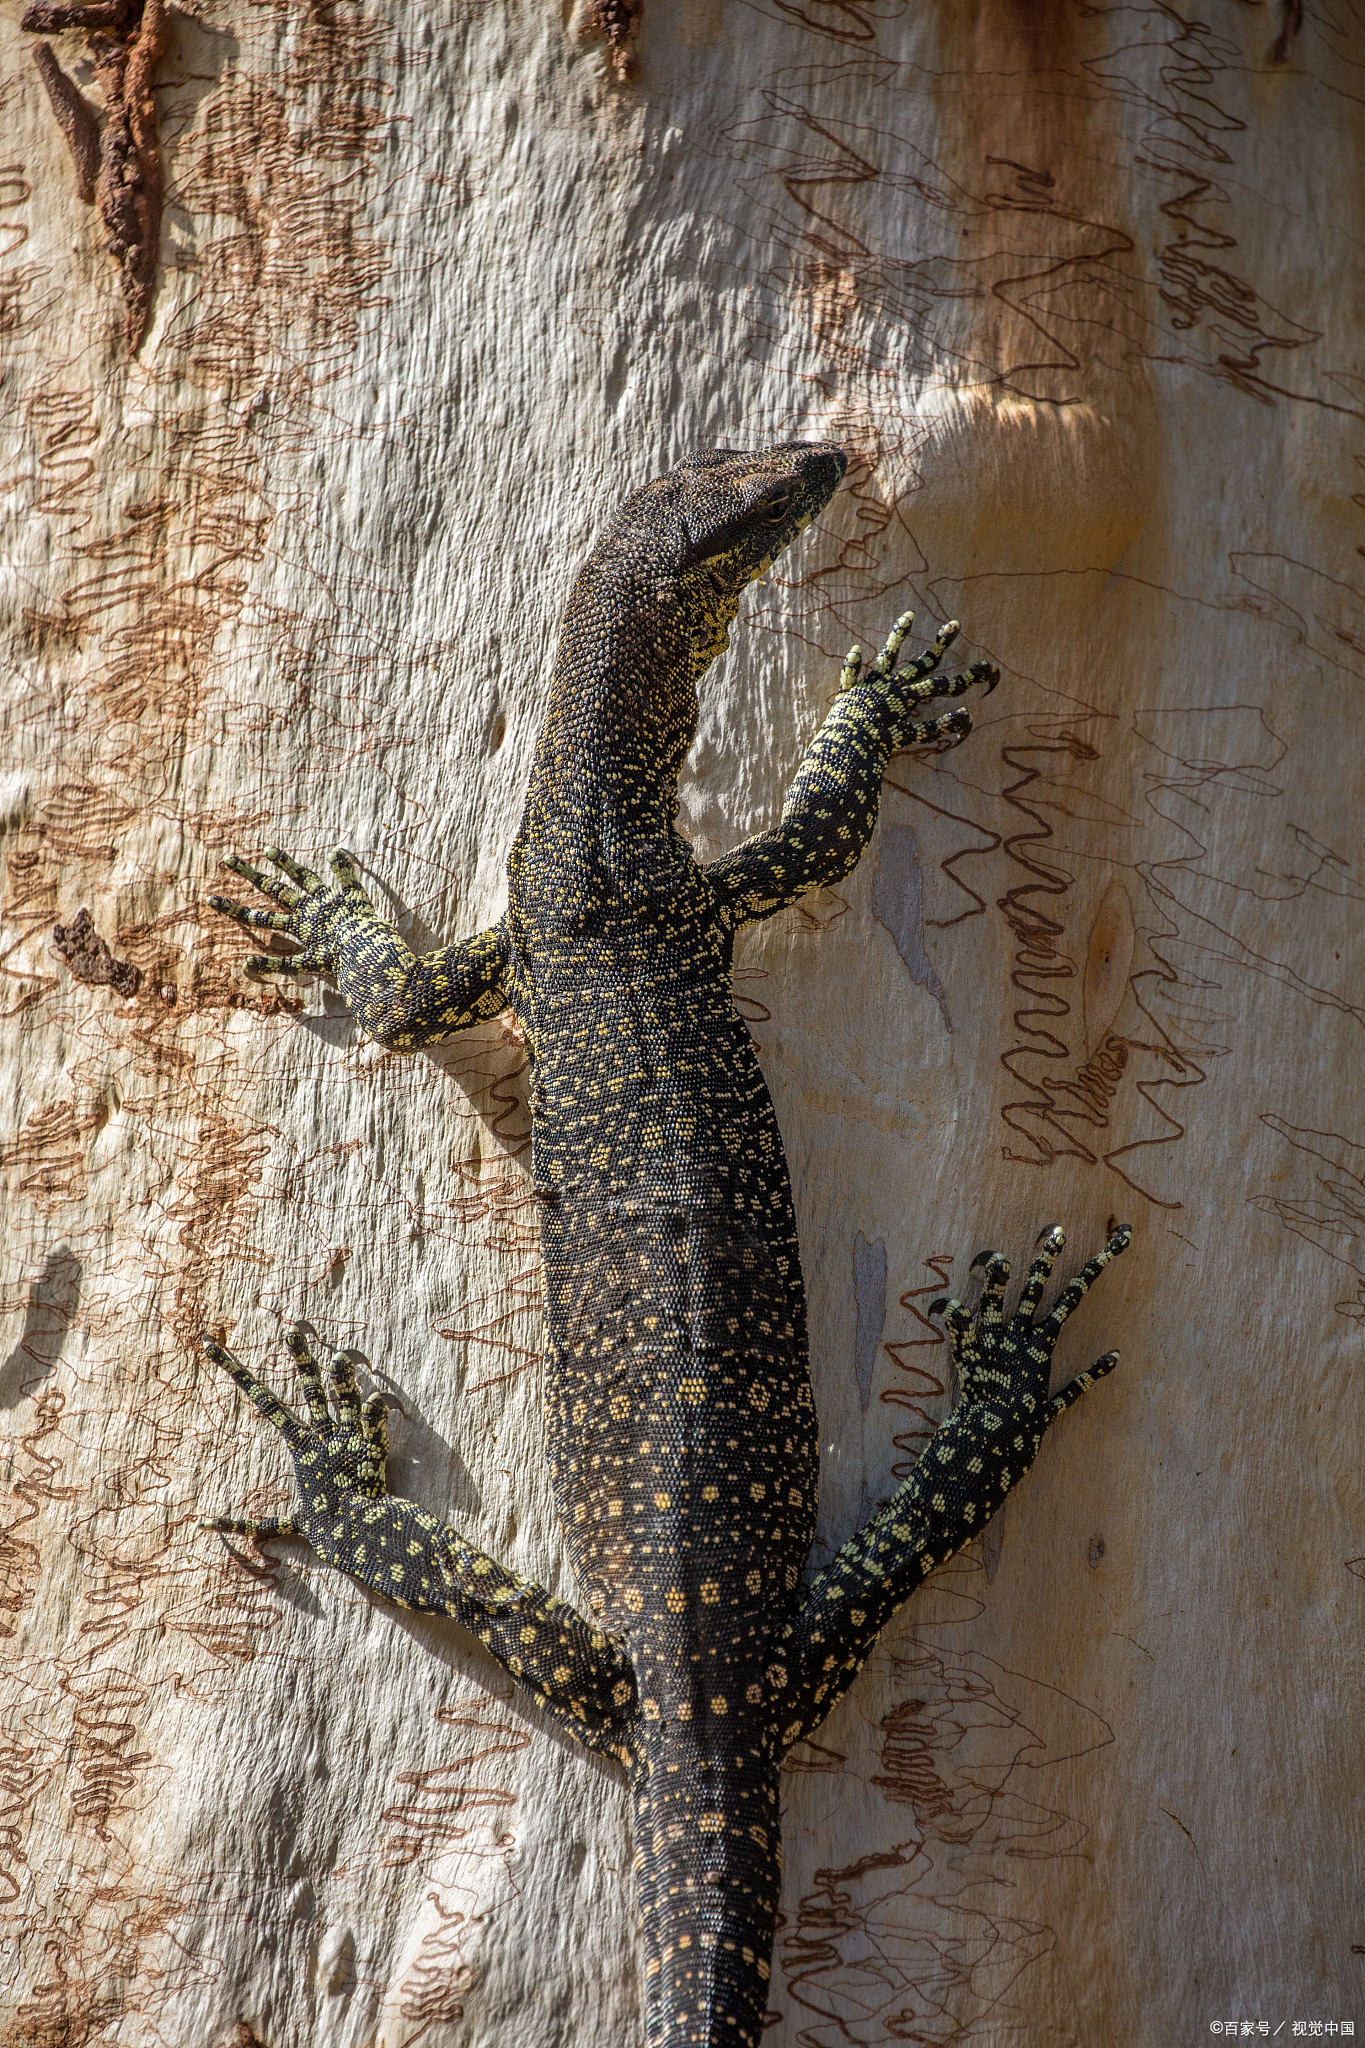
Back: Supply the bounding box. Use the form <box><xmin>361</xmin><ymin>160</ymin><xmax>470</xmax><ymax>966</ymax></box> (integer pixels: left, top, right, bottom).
<box><xmin>927</xmin><ymin>1296</ymin><xmax>950</xmax><ymax>1318</ymax></box>
<box><xmin>968</xmin><ymin>1248</ymin><xmax>995</xmax><ymax>1271</ymax></box>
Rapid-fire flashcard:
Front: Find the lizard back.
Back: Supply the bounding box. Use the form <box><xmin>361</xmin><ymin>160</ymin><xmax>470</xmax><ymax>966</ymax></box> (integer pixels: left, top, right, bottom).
<box><xmin>501</xmin><ymin>446</ymin><xmax>846</xmax><ymax>2041</ymax></box>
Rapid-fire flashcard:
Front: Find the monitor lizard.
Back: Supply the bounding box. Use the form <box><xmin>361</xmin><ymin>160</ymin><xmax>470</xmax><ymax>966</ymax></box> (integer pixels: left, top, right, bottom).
<box><xmin>202</xmin><ymin>440</ymin><xmax>1131</xmax><ymax>2047</ymax></box>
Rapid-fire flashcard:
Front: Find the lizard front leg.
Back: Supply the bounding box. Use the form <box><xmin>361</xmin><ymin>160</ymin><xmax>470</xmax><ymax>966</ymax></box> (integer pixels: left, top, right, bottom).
<box><xmin>706</xmin><ymin>614</ymin><xmax>999</xmax><ymax>930</ymax></box>
<box><xmin>201</xmin><ymin>1325</ymin><xmax>637</xmax><ymax>1762</ymax></box>
<box><xmin>774</xmin><ymin>1223</ymin><xmax>1130</xmax><ymax>1749</ymax></box>
<box><xmin>210</xmin><ymin>848</ymin><xmax>510</xmax><ymax>1051</ymax></box>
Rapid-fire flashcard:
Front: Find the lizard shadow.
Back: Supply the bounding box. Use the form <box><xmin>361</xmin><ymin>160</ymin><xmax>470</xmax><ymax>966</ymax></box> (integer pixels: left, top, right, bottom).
<box><xmin>286</xmin><ymin>881</ymin><xmax>536</xmax><ymax>1447</ymax></box>
<box><xmin>366</xmin><ymin>1591</ymin><xmax>629</xmax><ymax>1790</ymax></box>
<box><xmin>385</xmin><ymin>1397</ymin><xmax>488</xmax><ymax>1529</ymax></box>
<box><xmin>0</xmin><ymin>1243</ymin><xmax>82</xmax><ymax>1409</ymax></box>
<box><xmin>212</xmin><ymin>1532</ymin><xmax>329</xmax><ymax>1627</ymax></box>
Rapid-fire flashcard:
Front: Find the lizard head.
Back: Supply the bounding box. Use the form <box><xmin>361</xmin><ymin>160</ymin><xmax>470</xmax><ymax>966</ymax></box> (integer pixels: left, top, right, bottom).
<box><xmin>665</xmin><ymin>441</ymin><xmax>848</xmax><ymax>666</ymax></box>
<box><xmin>593</xmin><ymin>440</ymin><xmax>849</xmax><ymax>674</ymax></box>
<box><xmin>532</xmin><ymin>441</ymin><xmax>850</xmax><ymax>882</ymax></box>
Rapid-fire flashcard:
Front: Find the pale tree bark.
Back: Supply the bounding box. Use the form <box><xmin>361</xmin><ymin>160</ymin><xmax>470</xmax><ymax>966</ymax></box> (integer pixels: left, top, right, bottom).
<box><xmin>1</xmin><ymin>3</ymin><xmax>1361</xmax><ymax>2043</ymax></box>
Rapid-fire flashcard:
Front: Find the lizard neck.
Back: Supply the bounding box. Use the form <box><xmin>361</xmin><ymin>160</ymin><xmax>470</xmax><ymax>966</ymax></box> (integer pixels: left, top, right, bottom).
<box><xmin>538</xmin><ymin>555</ymin><xmax>701</xmax><ymax>821</ymax></box>
<box><xmin>508</xmin><ymin>555</ymin><xmax>725</xmax><ymax>925</ymax></box>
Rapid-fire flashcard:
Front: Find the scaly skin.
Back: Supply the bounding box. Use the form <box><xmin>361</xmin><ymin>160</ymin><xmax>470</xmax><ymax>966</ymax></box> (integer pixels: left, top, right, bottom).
<box><xmin>203</xmin><ymin>443</ymin><xmax>1131</xmax><ymax>2046</ymax></box>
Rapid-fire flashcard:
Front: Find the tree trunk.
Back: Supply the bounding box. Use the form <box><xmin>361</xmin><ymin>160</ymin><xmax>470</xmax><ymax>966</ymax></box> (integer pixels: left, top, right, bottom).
<box><xmin>1</xmin><ymin>3</ymin><xmax>1360</xmax><ymax>2042</ymax></box>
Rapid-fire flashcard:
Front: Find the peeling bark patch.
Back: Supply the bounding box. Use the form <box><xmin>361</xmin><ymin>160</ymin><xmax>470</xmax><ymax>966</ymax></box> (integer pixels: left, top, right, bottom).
<box><xmin>51</xmin><ymin>906</ymin><xmax>142</xmax><ymax>997</ymax></box>
<box><xmin>1268</xmin><ymin>0</ymin><xmax>1303</xmax><ymax>64</ymax></box>
<box><xmin>22</xmin><ymin>0</ymin><xmax>168</xmax><ymax>350</ymax></box>
<box><xmin>852</xmin><ymin>1230</ymin><xmax>887</xmax><ymax>1415</ymax></box>
<box><xmin>579</xmin><ymin>0</ymin><xmax>642</xmax><ymax>81</ymax></box>
<box><xmin>31</xmin><ymin>42</ymin><xmax>100</xmax><ymax>202</ymax></box>
<box><xmin>872</xmin><ymin>823</ymin><xmax>951</xmax><ymax>1030</ymax></box>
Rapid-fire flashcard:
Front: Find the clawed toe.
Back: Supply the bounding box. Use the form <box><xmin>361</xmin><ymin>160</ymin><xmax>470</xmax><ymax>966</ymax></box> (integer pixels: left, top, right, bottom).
<box><xmin>203</xmin><ymin>1514</ymin><xmax>301</xmax><ymax>1540</ymax></box>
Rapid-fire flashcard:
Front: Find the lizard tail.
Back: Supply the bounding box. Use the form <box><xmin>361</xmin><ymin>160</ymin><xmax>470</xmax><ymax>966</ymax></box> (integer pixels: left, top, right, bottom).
<box><xmin>631</xmin><ymin>1731</ymin><xmax>781</xmax><ymax>2047</ymax></box>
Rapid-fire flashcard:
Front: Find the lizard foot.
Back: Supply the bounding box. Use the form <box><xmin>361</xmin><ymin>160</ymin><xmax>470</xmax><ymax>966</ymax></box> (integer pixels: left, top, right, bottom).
<box><xmin>839</xmin><ymin>611</ymin><xmax>1000</xmax><ymax>751</ymax></box>
<box><xmin>200</xmin><ymin>1323</ymin><xmax>390</xmax><ymax>1557</ymax></box>
<box><xmin>209</xmin><ymin>846</ymin><xmax>382</xmax><ymax>979</ymax></box>
<box><xmin>929</xmin><ymin>1221</ymin><xmax>1132</xmax><ymax>1418</ymax></box>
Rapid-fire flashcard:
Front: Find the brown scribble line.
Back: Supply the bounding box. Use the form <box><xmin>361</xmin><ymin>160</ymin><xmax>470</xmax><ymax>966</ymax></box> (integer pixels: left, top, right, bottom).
<box><xmin>0</xmin><ymin>153</ymin><xmax>58</xmax><ymax>346</ymax></box>
<box><xmin>1161</xmin><ymin>1806</ymin><xmax>1205</xmax><ymax>1870</ymax></box>
<box><xmin>0</xmin><ymin>1387</ymin><xmax>80</xmax><ymax>1639</ymax></box>
<box><xmin>767</xmin><ymin>0</ymin><xmax>880</xmax><ymax>44</ymax></box>
<box><xmin>882</xmin><ymin>775</ymin><xmax>1003</xmax><ymax>929</ymax></box>
<box><xmin>995</xmin><ymin>726</ymin><xmax>1091</xmax><ymax>1170</ymax></box>
<box><xmin>1249</xmin><ymin>1114</ymin><xmax>1365</xmax><ymax>1321</ymax></box>
<box><xmin>981</xmin><ymin>154</ymin><xmax>1138</xmax><ymax>396</ymax></box>
<box><xmin>781</xmin><ymin>1639</ymin><xmax>1113</xmax><ymax>2044</ymax></box>
<box><xmin>0</xmin><ymin>4</ymin><xmax>417</xmax><ymax>2017</ymax></box>
<box><xmin>880</xmin><ymin>1253</ymin><xmax>951</xmax><ymax>1479</ymax></box>
<box><xmin>11</xmin><ymin>384</ymin><xmax>100</xmax><ymax>530</ymax></box>
<box><xmin>716</xmin><ymin>60</ymin><xmax>1154</xmax><ymax>409</ymax></box>
<box><xmin>1102</xmin><ymin>11</ymin><xmax>1353</xmax><ymax>415</ymax></box>
<box><xmin>0</xmin><ymin>1730</ymin><xmax>55</xmax><ymax>1904</ymax></box>
<box><xmin>396</xmin><ymin>1889</ymin><xmax>482</xmax><ymax>2041</ymax></box>
<box><xmin>380</xmin><ymin>1764</ymin><xmax>518</xmax><ymax>1868</ymax></box>
<box><xmin>436</xmin><ymin>1264</ymin><xmax>545</xmax><ymax>1391</ymax></box>
<box><xmin>1103</xmin><ymin>703</ymin><xmax>1365</xmax><ymax>1200</ymax></box>
<box><xmin>59</xmin><ymin>1665</ymin><xmax>158</xmax><ymax>1842</ymax></box>
<box><xmin>1098</xmin><ymin>964</ymin><xmax>1206</xmax><ymax>1211</ymax></box>
<box><xmin>716</xmin><ymin>15</ymin><xmax>1351</xmax><ymax>425</ymax></box>
<box><xmin>757</xmin><ymin>91</ymin><xmax>879</xmax><ymax>256</ymax></box>
<box><xmin>992</xmin><ymin>698</ymin><xmax>1328</xmax><ymax>1205</ymax></box>
<box><xmin>381</xmin><ymin>1705</ymin><xmax>530</xmax><ymax>1869</ymax></box>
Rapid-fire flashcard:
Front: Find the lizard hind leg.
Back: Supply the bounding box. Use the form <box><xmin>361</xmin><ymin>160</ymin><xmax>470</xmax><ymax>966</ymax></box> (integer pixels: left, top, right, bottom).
<box><xmin>197</xmin><ymin>1327</ymin><xmax>640</xmax><ymax>1759</ymax></box>
<box><xmin>774</xmin><ymin>1222</ymin><xmax>1130</xmax><ymax>1751</ymax></box>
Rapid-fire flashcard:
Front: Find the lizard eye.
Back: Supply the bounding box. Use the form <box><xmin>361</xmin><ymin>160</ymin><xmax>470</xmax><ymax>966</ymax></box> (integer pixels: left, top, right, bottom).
<box><xmin>763</xmin><ymin>494</ymin><xmax>794</xmax><ymax>524</ymax></box>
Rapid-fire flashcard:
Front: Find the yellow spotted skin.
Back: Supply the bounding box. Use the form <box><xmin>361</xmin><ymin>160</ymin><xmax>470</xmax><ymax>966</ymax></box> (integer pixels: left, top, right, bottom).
<box><xmin>204</xmin><ymin>443</ymin><xmax>1131</xmax><ymax>2048</ymax></box>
